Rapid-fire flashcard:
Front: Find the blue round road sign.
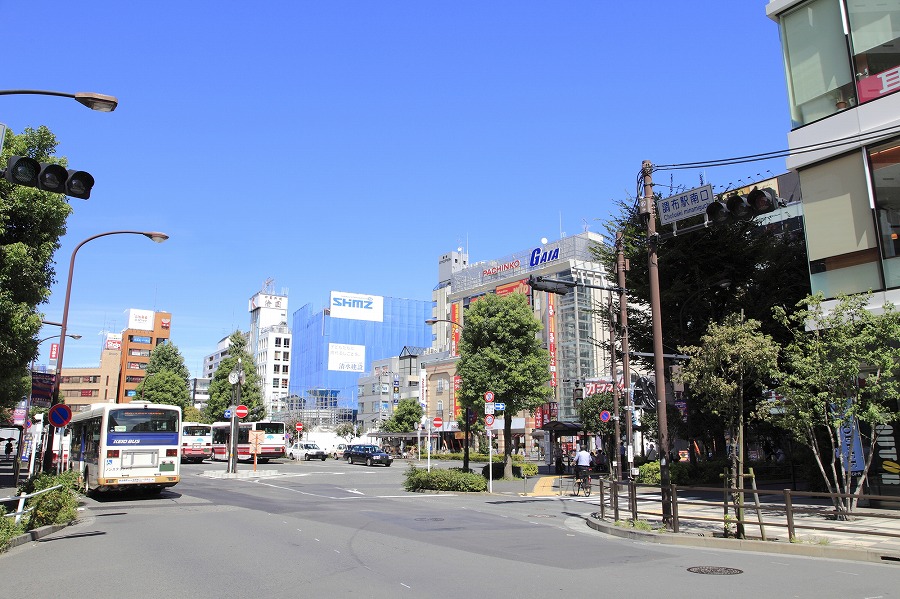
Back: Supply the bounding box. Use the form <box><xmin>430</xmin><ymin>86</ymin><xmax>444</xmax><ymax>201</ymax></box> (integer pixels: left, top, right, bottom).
<box><xmin>48</xmin><ymin>404</ymin><xmax>72</xmax><ymax>427</ymax></box>
<box><xmin>599</xmin><ymin>410</ymin><xmax>611</xmax><ymax>423</ymax></box>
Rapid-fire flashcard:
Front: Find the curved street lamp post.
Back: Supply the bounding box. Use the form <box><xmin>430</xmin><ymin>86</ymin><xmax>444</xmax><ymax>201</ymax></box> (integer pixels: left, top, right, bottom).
<box><xmin>425</xmin><ymin>318</ymin><xmax>472</xmax><ymax>470</ymax></box>
<box><xmin>42</xmin><ymin>231</ymin><xmax>168</xmax><ymax>472</ymax></box>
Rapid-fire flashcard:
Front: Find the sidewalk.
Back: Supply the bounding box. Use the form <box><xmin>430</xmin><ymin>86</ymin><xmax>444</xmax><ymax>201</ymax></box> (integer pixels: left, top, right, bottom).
<box><xmin>519</xmin><ymin>471</ymin><xmax>900</xmax><ymax>565</ymax></box>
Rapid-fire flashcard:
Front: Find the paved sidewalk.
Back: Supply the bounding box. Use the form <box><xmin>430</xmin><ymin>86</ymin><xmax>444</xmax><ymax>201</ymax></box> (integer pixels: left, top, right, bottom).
<box><xmin>519</xmin><ymin>471</ymin><xmax>900</xmax><ymax>565</ymax></box>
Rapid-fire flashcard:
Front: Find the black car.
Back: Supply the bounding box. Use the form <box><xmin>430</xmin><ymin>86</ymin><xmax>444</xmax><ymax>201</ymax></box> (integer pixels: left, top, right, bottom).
<box><xmin>345</xmin><ymin>444</ymin><xmax>393</xmax><ymax>467</ymax></box>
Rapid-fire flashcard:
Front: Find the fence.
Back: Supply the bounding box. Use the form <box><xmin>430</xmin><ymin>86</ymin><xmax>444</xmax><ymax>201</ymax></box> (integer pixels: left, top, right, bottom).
<box><xmin>593</xmin><ymin>477</ymin><xmax>900</xmax><ymax>542</ymax></box>
<box><xmin>1</xmin><ymin>484</ymin><xmax>63</xmax><ymax>525</ymax></box>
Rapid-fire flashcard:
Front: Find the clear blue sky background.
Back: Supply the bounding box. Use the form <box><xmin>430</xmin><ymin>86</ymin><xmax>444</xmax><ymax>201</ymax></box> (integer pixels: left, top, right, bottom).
<box><xmin>7</xmin><ymin>2</ymin><xmax>789</xmax><ymax>378</ymax></box>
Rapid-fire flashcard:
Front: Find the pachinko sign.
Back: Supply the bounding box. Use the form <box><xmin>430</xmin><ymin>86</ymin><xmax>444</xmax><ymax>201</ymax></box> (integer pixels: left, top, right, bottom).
<box><xmin>548</xmin><ymin>294</ymin><xmax>557</xmax><ymax>387</ymax></box>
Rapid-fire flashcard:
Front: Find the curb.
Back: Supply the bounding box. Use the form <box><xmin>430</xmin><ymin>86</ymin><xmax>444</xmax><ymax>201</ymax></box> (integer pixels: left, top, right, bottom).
<box><xmin>584</xmin><ymin>514</ymin><xmax>900</xmax><ymax>565</ymax></box>
<box><xmin>3</xmin><ymin>522</ymin><xmax>72</xmax><ymax>552</ymax></box>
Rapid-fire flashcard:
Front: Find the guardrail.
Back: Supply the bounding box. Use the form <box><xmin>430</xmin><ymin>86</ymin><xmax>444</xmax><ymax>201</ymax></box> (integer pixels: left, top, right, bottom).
<box><xmin>593</xmin><ymin>477</ymin><xmax>900</xmax><ymax>542</ymax></box>
<box><xmin>1</xmin><ymin>485</ymin><xmax>63</xmax><ymax>526</ymax></box>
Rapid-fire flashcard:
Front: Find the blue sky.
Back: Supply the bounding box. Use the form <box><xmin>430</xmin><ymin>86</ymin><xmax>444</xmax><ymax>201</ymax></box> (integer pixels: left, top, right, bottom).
<box><xmin>7</xmin><ymin>2</ymin><xmax>790</xmax><ymax>378</ymax></box>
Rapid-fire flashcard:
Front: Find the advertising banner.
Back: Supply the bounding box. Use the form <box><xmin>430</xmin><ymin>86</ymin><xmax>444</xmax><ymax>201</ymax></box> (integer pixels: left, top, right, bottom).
<box><xmin>30</xmin><ymin>372</ymin><xmax>55</xmax><ymax>407</ymax></box>
<box><xmin>329</xmin><ymin>291</ymin><xmax>384</xmax><ymax>322</ymax></box>
<box><xmin>327</xmin><ymin>343</ymin><xmax>365</xmax><ymax>372</ymax></box>
<box><xmin>105</xmin><ymin>333</ymin><xmax>122</xmax><ymax>350</ymax></box>
<box><xmin>126</xmin><ymin>308</ymin><xmax>155</xmax><ymax>331</ymax></box>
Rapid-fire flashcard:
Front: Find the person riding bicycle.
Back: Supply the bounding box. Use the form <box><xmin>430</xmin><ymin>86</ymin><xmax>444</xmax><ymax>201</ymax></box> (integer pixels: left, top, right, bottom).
<box><xmin>574</xmin><ymin>445</ymin><xmax>591</xmax><ymax>483</ymax></box>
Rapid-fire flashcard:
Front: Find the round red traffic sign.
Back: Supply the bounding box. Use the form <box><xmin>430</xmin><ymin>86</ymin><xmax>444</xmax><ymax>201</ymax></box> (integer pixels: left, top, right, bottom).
<box><xmin>484</xmin><ymin>391</ymin><xmax>494</xmax><ymax>403</ymax></box>
<box><xmin>295</xmin><ymin>422</ymin><xmax>304</xmax><ymax>432</ymax></box>
<box><xmin>235</xmin><ymin>404</ymin><xmax>249</xmax><ymax>418</ymax></box>
<box><xmin>600</xmin><ymin>410</ymin><xmax>611</xmax><ymax>422</ymax></box>
<box><xmin>48</xmin><ymin>403</ymin><xmax>72</xmax><ymax>427</ymax></box>
<box><xmin>485</xmin><ymin>414</ymin><xmax>495</xmax><ymax>426</ymax></box>
<box><xmin>432</xmin><ymin>417</ymin><xmax>443</xmax><ymax>428</ymax></box>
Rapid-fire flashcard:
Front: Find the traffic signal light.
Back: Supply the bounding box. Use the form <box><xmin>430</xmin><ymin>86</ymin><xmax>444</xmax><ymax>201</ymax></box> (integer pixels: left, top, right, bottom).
<box><xmin>705</xmin><ymin>187</ymin><xmax>780</xmax><ymax>225</ymax></box>
<box><xmin>3</xmin><ymin>156</ymin><xmax>95</xmax><ymax>199</ymax></box>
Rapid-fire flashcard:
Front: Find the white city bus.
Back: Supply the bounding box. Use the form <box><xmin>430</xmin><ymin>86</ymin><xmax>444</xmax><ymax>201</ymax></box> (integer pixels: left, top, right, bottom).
<box><xmin>68</xmin><ymin>402</ymin><xmax>181</xmax><ymax>493</ymax></box>
<box><xmin>211</xmin><ymin>420</ymin><xmax>286</xmax><ymax>462</ymax></box>
<box><xmin>181</xmin><ymin>421</ymin><xmax>212</xmax><ymax>463</ymax></box>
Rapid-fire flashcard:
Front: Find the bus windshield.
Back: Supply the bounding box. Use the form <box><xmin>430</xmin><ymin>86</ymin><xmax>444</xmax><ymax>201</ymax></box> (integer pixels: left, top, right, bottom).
<box><xmin>108</xmin><ymin>408</ymin><xmax>179</xmax><ymax>433</ymax></box>
<box><xmin>183</xmin><ymin>425</ymin><xmax>210</xmax><ymax>436</ymax></box>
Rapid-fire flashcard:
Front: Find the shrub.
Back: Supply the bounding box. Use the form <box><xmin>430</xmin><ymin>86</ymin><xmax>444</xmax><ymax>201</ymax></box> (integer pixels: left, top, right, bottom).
<box><xmin>0</xmin><ymin>507</ymin><xmax>25</xmax><ymax>551</ymax></box>
<box><xmin>404</xmin><ymin>464</ymin><xmax>487</xmax><ymax>492</ymax></box>
<box><xmin>520</xmin><ymin>462</ymin><xmax>538</xmax><ymax>477</ymax></box>
<box><xmin>20</xmin><ymin>470</ymin><xmax>80</xmax><ymax>531</ymax></box>
<box><xmin>636</xmin><ymin>460</ymin><xmax>690</xmax><ymax>485</ymax></box>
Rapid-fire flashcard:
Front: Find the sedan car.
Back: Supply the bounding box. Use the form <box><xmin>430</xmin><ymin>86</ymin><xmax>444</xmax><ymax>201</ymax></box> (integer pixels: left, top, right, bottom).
<box><xmin>287</xmin><ymin>442</ymin><xmax>327</xmax><ymax>461</ymax></box>
<box><xmin>345</xmin><ymin>444</ymin><xmax>393</xmax><ymax>467</ymax></box>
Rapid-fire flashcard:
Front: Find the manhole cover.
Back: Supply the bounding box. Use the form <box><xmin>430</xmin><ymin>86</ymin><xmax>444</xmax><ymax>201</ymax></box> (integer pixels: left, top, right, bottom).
<box><xmin>414</xmin><ymin>517</ymin><xmax>444</xmax><ymax>521</ymax></box>
<box><xmin>687</xmin><ymin>566</ymin><xmax>743</xmax><ymax>576</ymax></box>
<box><xmin>527</xmin><ymin>514</ymin><xmax>556</xmax><ymax>518</ymax></box>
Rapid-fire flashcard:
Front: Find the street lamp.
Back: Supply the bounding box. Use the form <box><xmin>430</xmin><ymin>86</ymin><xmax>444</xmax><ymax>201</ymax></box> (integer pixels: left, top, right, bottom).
<box><xmin>425</xmin><ymin>317</ymin><xmax>472</xmax><ymax>470</ymax></box>
<box><xmin>42</xmin><ymin>230</ymin><xmax>168</xmax><ymax>472</ymax></box>
<box><xmin>0</xmin><ymin>90</ymin><xmax>118</xmax><ymax>112</ymax></box>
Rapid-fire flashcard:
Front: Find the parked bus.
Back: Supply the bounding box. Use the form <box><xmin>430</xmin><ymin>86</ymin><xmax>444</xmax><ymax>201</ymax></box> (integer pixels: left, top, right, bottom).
<box><xmin>210</xmin><ymin>420</ymin><xmax>286</xmax><ymax>462</ymax></box>
<box><xmin>181</xmin><ymin>421</ymin><xmax>213</xmax><ymax>463</ymax></box>
<box><xmin>68</xmin><ymin>403</ymin><xmax>181</xmax><ymax>494</ymax></box>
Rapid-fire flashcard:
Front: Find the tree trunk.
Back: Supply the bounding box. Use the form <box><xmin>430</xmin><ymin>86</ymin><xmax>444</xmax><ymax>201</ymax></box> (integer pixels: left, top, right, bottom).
<box><xmin>503</xmin><ymin>413</ymin><xmax>514</xmax><ymax>479</ymax></box>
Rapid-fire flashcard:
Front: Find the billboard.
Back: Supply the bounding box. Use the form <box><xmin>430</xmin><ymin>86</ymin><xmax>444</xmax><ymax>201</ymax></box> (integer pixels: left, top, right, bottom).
<box><xmin>329</xmin><ymin>291</ymin><xmax>383</xmax><ymax>322</ymax></box>
<box><xmin>327</xmin><ymin>343</ymin><xmax>365</xmax><ymax>372</ymax></box>
<box><xmin>105</xmin><ymin>333</ymin><xmax>122</xmax><ymax>350</ymax></box>
<box><xmin>125</xmin><ymin>308</ymin><xmax>155</xmax><ymax>331</ymax></box>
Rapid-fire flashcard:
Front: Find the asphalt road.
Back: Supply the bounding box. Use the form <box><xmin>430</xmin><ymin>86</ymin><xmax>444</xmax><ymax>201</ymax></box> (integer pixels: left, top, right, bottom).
<box><xmin>2</xmin><ymin>457</ymin><xmax>897</xmax><ymax>599</ymax></box>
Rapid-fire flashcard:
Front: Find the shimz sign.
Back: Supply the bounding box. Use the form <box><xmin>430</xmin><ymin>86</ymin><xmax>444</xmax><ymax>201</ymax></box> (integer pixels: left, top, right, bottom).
<box><xmin>329</xmin><ymin>291</ymin><xmax>384</xmax><ymax>322</ymax></box>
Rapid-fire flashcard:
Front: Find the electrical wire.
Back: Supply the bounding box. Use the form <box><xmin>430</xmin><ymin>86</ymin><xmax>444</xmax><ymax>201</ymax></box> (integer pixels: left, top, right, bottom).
<box><xmin>651</xmin><ymin>121</ymin><xmax>900</xmax><ymax>172</ymax></box>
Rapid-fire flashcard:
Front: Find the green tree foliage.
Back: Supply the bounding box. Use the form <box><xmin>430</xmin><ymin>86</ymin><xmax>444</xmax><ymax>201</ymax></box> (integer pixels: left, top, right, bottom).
<box><xmin>182</xmin><ymin>405</ymin><xmax>202</xmax><ymax>422</ymax></box>
<box><xmin>0</xmin><ymin>127</ymin><xmax>73</xmax><ymax>408</ymax></box>
<box><xmin>382</xmin><ymin>398</ymin><xmax>423</xmax><ymax>433</ymax></box>
<box><xmin>678</xmin><ymin>313</ymin><xmax>779</xmax><ymax>534</ymax></box>
<box><xmin>133</xmin><ymin>370</ymin><xmax>191</xmax><ymax>411</ymax></box>
<box><xmin>334</xmin><ymin>422</ymin><xmax>360</xmax><ymax>441</ymax></box>
<box><xmin>455</xmin><ymin>292</ymin><xmax>552</xmax><ymax>478</ymax></box>
<box><xmin>593</xmin><ymin>197</ymin><xmax>809</xmax><ymax>370</ymax></box>
<box><xmin>145</xmin><ymin>343</ymin><xmax>191</xmax><ymax>382</ymax></box>
<box><xmin>760</xmin><ymin>293</ymin><xmax>900</xmax><ymax>516</ymax></box>
<box><xmin>134</xmin><ymin>343</ymin><xmax>192</xmax><ymax>410</ymax></box>
<box><xmin>203</xmin><ymin>331</ymin><xmax>262</xmax><ymax>422</ymax></box>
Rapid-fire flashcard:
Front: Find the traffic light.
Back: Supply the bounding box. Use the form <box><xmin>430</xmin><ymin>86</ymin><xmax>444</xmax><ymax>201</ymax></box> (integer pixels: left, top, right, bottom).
<box><xmin>705</xmin><ymin>186</ymin><xmax>780</xmax><ymax>225</ymax></box>
<box><xmin>3</xmin><ymin>156</ymin><xmax>95</xmax><ymax>199</ymax></box>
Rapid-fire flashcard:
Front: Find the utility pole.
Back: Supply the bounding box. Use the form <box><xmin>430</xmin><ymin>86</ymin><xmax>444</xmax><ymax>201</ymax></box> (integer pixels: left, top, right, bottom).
<box><xmin>616</xmin><ymin>231</ymin><xmax>635</xmax><ymax>478</ymax></box>
<box><xmin>608</xmin><ymin>294</ymin><xmax>622</xmax><ymax>481</ymax></box>
<box><xmin>640</xmin><ymin>160</ymin><xmax>672</xmax><ymax>524</ymax></box>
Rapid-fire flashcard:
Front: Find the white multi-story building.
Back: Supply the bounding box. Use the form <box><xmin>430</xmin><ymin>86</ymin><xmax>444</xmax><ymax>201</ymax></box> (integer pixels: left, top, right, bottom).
<box><xmin>249</xmin><ymin>283</ymin><xmax>291</xmax><ymax>417</ymax></box>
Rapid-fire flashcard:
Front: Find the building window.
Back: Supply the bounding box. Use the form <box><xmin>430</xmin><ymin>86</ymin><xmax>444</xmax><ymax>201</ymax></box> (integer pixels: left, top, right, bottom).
<box><xmin>436</xmin><ymin>379</ymin><xmax>445</xmax><ymax>392</ymax></box>
<box><xmin>274</xmin><ymin>351</ymin><xmax>281</xmax><ymax>361</ymax></box>
<box><xmin>780</xmin><ymin>0</ymin><xmax>856</xmax><ymax>127</ymax></box>
<box><xmin>129</xmin><ymin>335</ymin><xmax>152</xmax><ymax>344</ymax></box>
<box><xmin>282</xmin><ymin>379</ymin><xmax>288</xmax><ymax>388</ymax></box>
<box><xmin>273</xmin><ymin>378</ymin><xmax>279</xmax><ymax>388</ymax></box>
<box><xmin>283</xmin><ymin>351</ymin><xmax>289</xmax><ymax>361</ymax></box>
<box><xmin>275</xmin><ymin>337</ymin><xmax>282</xmax><ymax>347</ymax></box>
<box><xmin>869</xmin><ymin>137</ymin><xmax>900</xmax><ymax>288</ymax></box>
<box><xmin>273</xmin><ymin>364</ymin><xmax>280</xmax><ymax>374</ymax></box>
<box><xmin>282</xmin><ymin>365</ymin><xmax>288</xmax><ymax>374</ymax></box>
<box><xmin>848</xmin><ymin>2</ymin><xmax>900</xmax><ymax>105</ymax></box>
<box><xmin>283</xmin><ymin>338</ymin><xmax>290</xmax><ymax>348</ymax></box>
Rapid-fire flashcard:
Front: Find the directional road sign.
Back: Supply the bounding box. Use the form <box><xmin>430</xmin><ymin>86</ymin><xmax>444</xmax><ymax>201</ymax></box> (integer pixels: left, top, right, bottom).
<box><xmin>493</xmin><ymin>402</ymin><xmax>506</xmax><ymax>411</ymax></box>
<box><xmin>657</xmin><ymin>184</ymin><xmax>715</xmax><ymax>225</ymax></box>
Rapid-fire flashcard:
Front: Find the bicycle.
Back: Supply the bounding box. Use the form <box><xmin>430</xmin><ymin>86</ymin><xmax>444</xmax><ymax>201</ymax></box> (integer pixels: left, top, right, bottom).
<box><xmin>573</xmin><ymin>469</ymin><xmax>591</xmax><ymax>497</ymax></box>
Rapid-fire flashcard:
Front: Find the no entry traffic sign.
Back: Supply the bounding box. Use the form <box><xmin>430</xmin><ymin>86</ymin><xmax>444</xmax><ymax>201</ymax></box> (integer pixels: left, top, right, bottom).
<box><xmin>432</xmin><ymin>417</ymin><xmax>443</xmax><ymax>428</ymax></box>
<box><xmin>235</xmin><ymin>404</ymin><xmax>249</xmax><ymax>418</ymax></box>
<box><xmin>295</xmin><ymin>422</ymin><xmax>304</xmax><ymax>432</ymax></box>
<box><xmin>48</xmin><ymin>404</ymin><xmax>72</xmax><ymax>427</ymax></box>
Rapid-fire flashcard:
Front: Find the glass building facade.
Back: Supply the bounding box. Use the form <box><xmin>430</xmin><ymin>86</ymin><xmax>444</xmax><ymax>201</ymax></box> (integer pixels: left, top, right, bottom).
<box><xmin>290</xmin><ymin>293</ymin><xmax>431</xmax><ymax>410</ymax></box>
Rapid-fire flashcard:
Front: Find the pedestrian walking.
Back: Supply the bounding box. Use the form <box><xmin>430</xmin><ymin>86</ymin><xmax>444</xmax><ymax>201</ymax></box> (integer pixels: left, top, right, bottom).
<box><xmin>4</xmin><ymin>440</ymin><xmax>13</xmax><ymax>461</ymax></box>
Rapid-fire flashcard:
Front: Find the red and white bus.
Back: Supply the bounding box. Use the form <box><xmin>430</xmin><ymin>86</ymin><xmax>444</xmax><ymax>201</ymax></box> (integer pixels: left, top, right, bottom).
<box><xmin>210</xmin><ymin>421</ymin><xmax>286</xmax><ymax>462</ymax></box>
<box><xmin>180</xmin><ymin>422</ymin><xmax>212</xmax><ymax>463</ymax></box>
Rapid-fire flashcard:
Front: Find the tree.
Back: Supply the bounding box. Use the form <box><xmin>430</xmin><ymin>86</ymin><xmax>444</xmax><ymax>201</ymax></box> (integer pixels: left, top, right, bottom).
<box><xmin>593</xmin><ymin>197</ymin><xmax>809</xmax><ymax>372</ymax></box>
<box><xmin>134</xmin><ymin>343</ymin><xmax>192</xmax><ymax>409</ymax></box>
<box><xmin>203</xmin><ymin>331</ymin><xmax>262</xmax><ymax>422</ymax></box>
<box><xmin>677</xmin><ymin>313</ymin><xmax>779</xmax><ymax>537</ymax></box>
<box><xmin>0</xmin><ymin>126</ymin><xmax>73</xmax><ymax>408</ymax></box>
<box><xmin>134</xmin><ymin>370</ymin><xmax>191</xmax><ymax>411</ymax></box>
<box><xmin>455</xmin><ymin>292</ymin><xmax>552</xmax><ymax>478</ymax></box>
<box><xmin>334</xmin><ymin>422</ymin><xmax>360</xmax><ymax>441</ymax></box>
<box><xmin>382</xmin><ymin>398</ymin><xmax>422</xmax><ymax>433</ymax></box>
<box><xmin>761</xmin><ymin>293</ymin><xmax>900</xmax><ymax>518</ymax></box>
<box><xmin>183</xmin><ymin>405</ymin><xmax>202</xmax><ymax>422</ymax></box>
